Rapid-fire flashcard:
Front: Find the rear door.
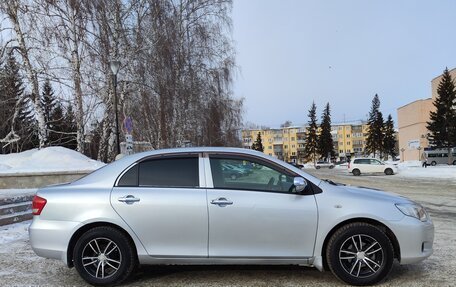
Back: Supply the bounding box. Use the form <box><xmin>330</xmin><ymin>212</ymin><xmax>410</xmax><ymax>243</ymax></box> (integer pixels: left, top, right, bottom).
<box><xmin>111</xmin><ymin>155</ymin><xmax>208</xmax><ymax>257</ymax></box>
<box><xmin>206</xmin><ymin>155</ymin><xmax>318</xmax><ymax>258</ymax></box>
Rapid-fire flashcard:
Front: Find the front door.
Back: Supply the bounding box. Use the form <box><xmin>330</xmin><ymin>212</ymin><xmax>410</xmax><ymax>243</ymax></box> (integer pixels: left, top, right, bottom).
<box><xmin>111</xmin><ymin>155</ymin><xmax>208</xmax><ymax>257</ymax></box>
<box><xmin>206</xmin><ymin>155</ymin><xmax>318</xmax><ymax>258</ymax></box>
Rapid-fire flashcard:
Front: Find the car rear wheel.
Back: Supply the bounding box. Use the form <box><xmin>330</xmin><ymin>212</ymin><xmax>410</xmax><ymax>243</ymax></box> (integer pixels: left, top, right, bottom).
<box><xmin>352</xmin><ymin>169</ymin><xmax>361</xmax><ymax>176</ymax></box>
<box><xmin>73</xmin><ymin>226</ymin><xmax>136</xmax><ymax>286</ymax></box>
<box><xmin>329</xmin><ymin>165</ymin><xmax>334</xmax><ymax>169</ymax></box>
<box><xmin>431</xmin><ymin>161</ymin><xmax>437</xmax><ymax>166</ymax></box>
<box><xmin>384</xmin><ymin>168</ymin><xmax>393</xmax><ymax>175</ymax></box>
<box><xmin>453</xmin><ymin>160</ymin><xmax>456</xmax><ymax>165</ymax></box>
<box><xmin>316</xmin><ymin>166</ymin><xmax>321</xmax><ymax>169</ymax></box>
<box><xmin>326</xmin><ymin>222</ymin><xmax>394</xmax><ymax>286</ymax></box>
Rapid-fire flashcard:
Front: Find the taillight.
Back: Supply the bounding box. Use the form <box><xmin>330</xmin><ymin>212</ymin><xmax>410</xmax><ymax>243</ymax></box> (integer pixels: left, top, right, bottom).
<box><xmin>32</xmin><ymin>195</ymin><xmax>47</xmax><ymax>215</ymax></box>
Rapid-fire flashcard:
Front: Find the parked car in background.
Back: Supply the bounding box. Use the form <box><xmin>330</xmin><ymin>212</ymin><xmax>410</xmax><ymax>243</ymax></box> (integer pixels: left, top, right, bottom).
<box><xmin>348</xmin><ymin>158</ymin><xmax>398</xmax><ymax>176</ymax></box>
<box><xmin>315</xmin><ymin>160</ymin><xmax>335</xmax><ymax>169</ymax></box>
<box><xmin>30</xmin><ymin>148</ymin><xmax>433</xmax><ymax>286</ymax></box>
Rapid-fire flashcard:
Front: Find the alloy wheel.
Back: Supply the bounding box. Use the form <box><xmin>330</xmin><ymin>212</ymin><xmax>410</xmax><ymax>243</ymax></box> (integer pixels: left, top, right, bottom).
<box><xmin>339</xmin><ymin>234</ymin><xmax>384</xmax><ymax>278</ymax></box>
<box><xmin>81</xmin><ymin>237</ymin><xmax>122</xmax><ymax>279</ymax></box>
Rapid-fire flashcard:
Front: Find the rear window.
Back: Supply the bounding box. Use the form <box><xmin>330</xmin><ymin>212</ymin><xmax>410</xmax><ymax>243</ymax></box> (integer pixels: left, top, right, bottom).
<box><xmin>138</xmin><ymin>157</ymin><xmax>199</xmax><ymax>188</ymax></box>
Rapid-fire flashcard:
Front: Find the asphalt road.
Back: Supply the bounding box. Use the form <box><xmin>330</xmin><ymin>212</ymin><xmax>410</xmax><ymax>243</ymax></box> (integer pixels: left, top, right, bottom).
<box><xmin>0</xmin><ymin>170</ymin><xmax>454</xmax><ymax>286</ymax></box>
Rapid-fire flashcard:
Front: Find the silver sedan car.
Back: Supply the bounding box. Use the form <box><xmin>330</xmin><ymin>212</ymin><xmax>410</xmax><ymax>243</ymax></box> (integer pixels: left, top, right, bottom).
<box><xmin>29</xmin><ymin>147</ymin><xmax>434</xmax><ymax>286</ymax></box>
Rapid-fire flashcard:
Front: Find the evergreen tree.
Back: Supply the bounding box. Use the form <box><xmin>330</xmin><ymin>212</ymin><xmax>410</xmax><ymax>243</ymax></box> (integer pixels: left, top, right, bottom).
<box><xmin>317</xmin><ymin>102</ymin><xmax>335</xmax><ymax>160</ymax></box>
<box><xmin>251</xmin><ymin>132</ymin><xmax>264</xmax><ymax>152</ymax></box>
<box><xmin>304</xmin><ymin>102</ymin><xmax>318</xmax><ymax>163</ymax></box>
<box><xmin>383</xmin><ymin>114</ymin><xmax>397</xmax><ymax>159</ymax></box>
<box><xmin>1</xmin><ymin>55</ymin><xmax>37</xmax><ymax>152</ymax></box>
<box><xmin>62</xmin><ymin>105</ymin><xmax>78</xmax><ymax>150</ymax></box>
<box><xmin>49</xmin><ymin>103</ymin><xmax>65</xmax><ymax>146</ymax></box>
<box><xmin>365</xmin><ymin>94</ymin><xmax>384</xmax><ymax>157</ymax></box>
<box><xmin>427</xmin><ymin>68</ymin><xmax>456</xmax><ymax>164</ymax></box>
<box><xmin>41</xmin><ymin>79</ymin><xmax>56</xmax><ymax>145</ymax></box>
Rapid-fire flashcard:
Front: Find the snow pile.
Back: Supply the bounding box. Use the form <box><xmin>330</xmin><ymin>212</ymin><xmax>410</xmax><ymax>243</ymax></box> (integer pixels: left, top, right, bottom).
<box><xmin>396</xmin><ymin>161</ymin><xmax>456</xmax><ymax>180</ymax></box>
<box><xmin>0</xmin><ymin>147</ymin><xmax>105</xmax><ymax>174</ymax></box>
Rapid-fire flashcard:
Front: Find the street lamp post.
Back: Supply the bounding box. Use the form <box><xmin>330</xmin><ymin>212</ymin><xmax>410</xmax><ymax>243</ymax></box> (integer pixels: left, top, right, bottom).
<box><xmin>110</xmin><ymin>60</ymin><xmax>121</xmax><ymax>156</ymax></box>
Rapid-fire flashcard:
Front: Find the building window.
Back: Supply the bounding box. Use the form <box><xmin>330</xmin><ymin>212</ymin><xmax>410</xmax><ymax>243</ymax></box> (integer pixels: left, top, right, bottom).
<box><xmin>291</xmin><ymin>145</ymin><xmax>295</xmax><ymax>148</ymax></box>
<box><xmin>291</xmin><ymin>137</ymin><xmax>295</xmax><ymax>141</ymax></box>
<box><xmin>346</xmin><ymin>134</ymin><xmax>350</xmax><ymax>138</ymax></box>
<box><xmin>347</xmin><ymin>142</ymin><xmax>351</xmax><ymax>145</ymax></box>
<box><xmin>284</xmin><ymin>145</ymin><xmax>288</xmax><ymax>149</ymax></box>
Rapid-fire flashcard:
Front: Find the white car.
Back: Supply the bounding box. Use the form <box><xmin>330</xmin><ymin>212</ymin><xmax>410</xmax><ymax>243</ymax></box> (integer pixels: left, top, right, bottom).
<box><xmin>348</xmin><ymin>158</ymin><xmax>398</xmax><ymax>176</ymax></box>
<box><xmin>315</xmin><ymin>160</ymin><xmax>335</xmax><ymax>169</ymax></box>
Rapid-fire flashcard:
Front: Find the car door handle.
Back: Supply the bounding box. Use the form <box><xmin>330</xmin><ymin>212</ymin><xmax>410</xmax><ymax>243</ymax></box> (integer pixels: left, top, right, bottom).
<box><xmin>118</xmin><ymin>195</ymin><xmax>140</xmax><ymax>204</ymax></box>
<box><xmin>211</xmin><ymin>197</ymin><xmax>233</xmax><ymax>207</ymax></box>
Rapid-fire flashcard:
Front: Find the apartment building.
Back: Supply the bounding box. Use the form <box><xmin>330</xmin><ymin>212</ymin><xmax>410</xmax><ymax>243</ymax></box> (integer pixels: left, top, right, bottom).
<box><xmin>242</xmin><ymin>121</ymin><xmax>369</xmax><ymax>162</ymax></box>
<box><xmin>242</xmin><ymin>126</ymin><xmax>304</xmax><ymax>162</ymax></box>
<box><xmin>332</xmin><ymin>121</ymin><xmax>369</xmax><ymax>159</ymax></box>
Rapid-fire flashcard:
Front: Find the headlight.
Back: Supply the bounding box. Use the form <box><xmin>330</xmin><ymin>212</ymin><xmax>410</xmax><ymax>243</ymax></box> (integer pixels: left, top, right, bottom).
<box><xmin>395</xmin><ymin>203</ymin><xmax>429</xmax><ymax>222</ymax></box>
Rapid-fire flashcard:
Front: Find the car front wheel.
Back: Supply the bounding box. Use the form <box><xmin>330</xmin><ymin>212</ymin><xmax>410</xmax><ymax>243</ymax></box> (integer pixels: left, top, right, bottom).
<box><xmin>326</xmin><ymin>222</ymin><xmax>394</xmax><ymax>286</ymax></box>
<box><xmin>73</xmin><ymin>226</ymin><xmax>136</xmax><ymax>286</ymax></box>
<box><xmin>352</xmin><ymin>169</ymin><xmax>361</xmax><ymax>176</ymax></box>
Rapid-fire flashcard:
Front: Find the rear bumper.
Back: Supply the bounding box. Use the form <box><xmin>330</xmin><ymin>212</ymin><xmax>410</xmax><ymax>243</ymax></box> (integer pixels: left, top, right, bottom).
<box><xmin>29</xmin><ymin>217</ymin><xmax>80</xmax><ymax>265</ymax></box>
<box><xmin>389</xmin><ymin>216</ymin><xmax>434</xmax><ymax>264</ymax></box>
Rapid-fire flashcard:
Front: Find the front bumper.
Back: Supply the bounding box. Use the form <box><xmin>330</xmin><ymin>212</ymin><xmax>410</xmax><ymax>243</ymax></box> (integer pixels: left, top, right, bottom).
<box><xmin>389</xmin><ymin>215</ymin><xmax>434</xmax><ymax>264</ymax></box>
<box><xmin>29</xmin><ymin>217</ymin><xmax>80</xmax><ymax>265</ymax></box>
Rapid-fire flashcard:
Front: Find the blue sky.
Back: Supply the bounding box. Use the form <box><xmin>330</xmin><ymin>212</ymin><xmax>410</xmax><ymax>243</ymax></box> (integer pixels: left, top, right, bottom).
<box><xmin>232</xmin><ymin>0</ymin><xmax>456</xmax><ymax>127</ymax></box>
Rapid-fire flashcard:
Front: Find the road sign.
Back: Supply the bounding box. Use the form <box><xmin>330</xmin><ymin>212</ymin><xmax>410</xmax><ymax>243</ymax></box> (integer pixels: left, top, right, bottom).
<box><xmin>123</xmin><ymin>116</ymin><xmax>133</xmax><ymax>134</ymax></box>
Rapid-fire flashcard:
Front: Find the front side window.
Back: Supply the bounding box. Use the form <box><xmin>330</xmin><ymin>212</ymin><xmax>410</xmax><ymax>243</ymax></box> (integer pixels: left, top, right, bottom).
<box><xmin>209</xmin><ymin>156</ymin><xmax>296</xmax><ymax>193</ymax></box>
<box><xmin>137</xmin><ymin>157</ymin><xmax>199</xmax><ymax>187</ymax></box>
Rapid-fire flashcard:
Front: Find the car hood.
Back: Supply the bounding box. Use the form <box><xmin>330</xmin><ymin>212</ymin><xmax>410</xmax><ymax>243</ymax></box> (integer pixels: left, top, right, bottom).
<box><xmin>337</xmin><ymin>184</ymin><xmax>411</xmax><ymax>204</ymax></box>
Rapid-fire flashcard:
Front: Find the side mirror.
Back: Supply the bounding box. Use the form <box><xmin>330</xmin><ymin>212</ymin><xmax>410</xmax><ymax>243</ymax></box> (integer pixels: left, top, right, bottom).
<box><xmin>293</xmin><ymin>177</ymin><xmax>307</xmax><ymax>193</ymax></box>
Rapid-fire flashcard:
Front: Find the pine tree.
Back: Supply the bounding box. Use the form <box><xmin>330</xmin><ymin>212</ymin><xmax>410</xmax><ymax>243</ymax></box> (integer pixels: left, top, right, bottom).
<box><xmin>251</xmin><ymin>132</ymin><xmax>264</xmax><ymax>152</ymax></box>
<box><xmin>62</xmin><ymin>105</ymin><xmax>78</xmax><ymax>150</ymax></box>
<box><xmin>427</xmin><ymin>68</ymin><xmax>456</xmax><ymax>164</ymax></box>
<box><xmin>41</xmin><ymin>79</ymin><xmax>57</xmax><ymax>146</ymax></box>
<box><xmin>304</xmin><ymin>102</ymin><xmax>318</xmax><ymax>163</ymax></box>
<box><xmin>383</xmin><ymin>114</ymin><xmax>397</xmax><ymax>159</ymax></box>
<box><xmin>365</xmin><ymin>94</ymin><xmax>384</xmax><ymax>157</ymax></box>
<box><xmin>1</xmin><ymin>55</ymin><xmax>37</xmax><ymax>152</ymax></box>
<box><xmin>317</xmin><ymin>103</ymin><xmax>335</xmax><ymax>161</ymax></box>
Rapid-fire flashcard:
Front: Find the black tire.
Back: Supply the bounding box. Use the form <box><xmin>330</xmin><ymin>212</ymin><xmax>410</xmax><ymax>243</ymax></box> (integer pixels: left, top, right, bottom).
<box><xmin>326</xmin><ymin>222</ymin><xmax>394</xmax><ymax>286</ymax></box>
<box><xmin>431</xmin><ymin>161</ymin><xmax>437</xmax><ymax>166</ymax></box>
<box><xmin>73</xmin><ymin>226</ymin><xmax>137</xmax><ymax>286</ymax></box>
<box><xmin>352</xmin><ymin>169</ymin><xmax>361</xmax><ymax>176</ymax></box>
<box><xmin>329</xmin><ymin>165</ymin><xmax>334</xmax><ymax>169</ymax></box>
<box><xmin>316</xmin><ymin>166</ymin><xmax>321</xmax><ymax>169</ymax></box>
<box><xmin>453</xmin><ymin>160</ymin><xmax>456</xmax><ymax>166</ymax></box>
<box><xmin>384</xmin><ymin>168</ymin><xmax>393</xmax><ymax>175</ymax></box>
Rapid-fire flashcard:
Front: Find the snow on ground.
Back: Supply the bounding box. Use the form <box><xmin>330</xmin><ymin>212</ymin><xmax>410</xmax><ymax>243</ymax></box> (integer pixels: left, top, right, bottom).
<box><xmin>396</xmin><ymin>164</ymin><xmax>456</xmax><ymax>180</ymax></box>
<box><xmin>0</xmin><ymin>147</ymin><xmax>105</xmax><ymax>174</ymax></box>
<box><xmin>0</xmin><ymin>220</ymin><xmax>30</xmax><ymax>245</ymax></box>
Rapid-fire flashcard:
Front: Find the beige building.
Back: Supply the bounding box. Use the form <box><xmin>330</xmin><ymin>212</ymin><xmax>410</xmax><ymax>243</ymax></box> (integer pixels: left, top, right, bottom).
<box><xmin>397</xmin><ymin>68</ymin><xmax>456</xmax><ymax>161</ymax></box>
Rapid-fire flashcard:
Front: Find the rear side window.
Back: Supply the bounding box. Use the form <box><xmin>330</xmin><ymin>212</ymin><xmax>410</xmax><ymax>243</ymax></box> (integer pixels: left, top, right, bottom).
<box><xmin>138</xmin><ymin>157</ymin><xmax>199</xmax><ymax>188</ymax></box>
<box><xmin>118</xmin><ymin>164</ymin><xmax>139</xmax><ymax>186</ymax></box>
